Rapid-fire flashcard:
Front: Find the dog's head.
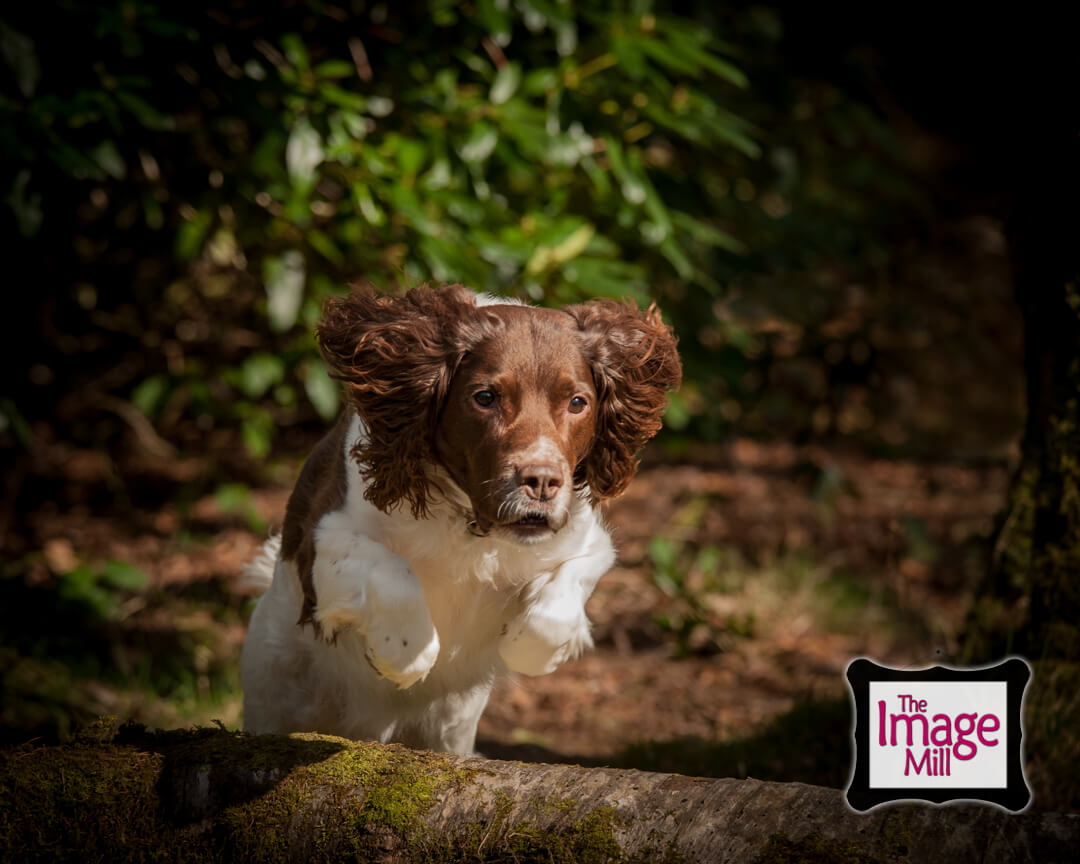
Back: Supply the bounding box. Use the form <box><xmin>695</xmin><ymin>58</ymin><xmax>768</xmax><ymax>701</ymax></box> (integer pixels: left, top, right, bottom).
<box><xmin>317</xmin><ymin>285</ymin><xmax>681</xmax><ymax>543</ymax></box>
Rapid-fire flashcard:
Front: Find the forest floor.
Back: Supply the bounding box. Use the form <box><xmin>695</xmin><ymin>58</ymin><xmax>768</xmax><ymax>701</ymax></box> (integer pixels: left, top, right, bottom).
<box><xmin>6</xmin><ymin>432</ymin><xmax>1016</xmax><ymax>794</ymax></box>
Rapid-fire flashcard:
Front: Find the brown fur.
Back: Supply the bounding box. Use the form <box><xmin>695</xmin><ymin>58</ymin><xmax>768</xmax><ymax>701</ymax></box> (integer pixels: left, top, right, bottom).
<box><xmin>565</xmin><ymin>298</ymin><xmax>683</xmax><ymax>500</ymax></box>
<box><xmin>432</xmin><ymin>304</ymin><xmax>599</xmax><ymax>532</ymax></box>
<box><xmin>316</xmin><ymin>284</ymin><xmax>496</xmax><ymax>519</ymax></box>
<box><xmin>279</xmin><ymin>411</ymin><xmax>350</xmax><ymax>629</ymax></box>
<box><xmin>315</xmin><ymin>284</ymin><xmax>681</xmax><ymax>520</ymax></box>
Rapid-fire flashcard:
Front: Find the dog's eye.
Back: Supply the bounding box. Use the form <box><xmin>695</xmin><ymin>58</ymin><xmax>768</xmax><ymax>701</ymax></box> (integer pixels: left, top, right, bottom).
<box><xmin>568</xmin><ymin>396</ymin><xmax>588</xmax><ymax>414</ymax></box>
<box><xmin>473</xmin><ymin>390</ymin><xmax>496</xmax><ymax>408</ymax></box>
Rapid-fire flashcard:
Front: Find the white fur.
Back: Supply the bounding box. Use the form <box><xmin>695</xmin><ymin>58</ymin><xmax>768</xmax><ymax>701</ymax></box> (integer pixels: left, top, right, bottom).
<box><xmin>240</xmin><ymin>532</ymin><xmax>280</xmax><ymax>592</ymax></box>
<box><xmin>242</xmin><ymin>414</ymin><xmax>615</xmax><ymax>754</ymax></box>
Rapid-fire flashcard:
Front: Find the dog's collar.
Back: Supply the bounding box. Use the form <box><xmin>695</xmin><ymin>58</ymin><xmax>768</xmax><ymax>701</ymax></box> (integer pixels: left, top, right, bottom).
<box><xmin>429</xmin><ymin>464</ymin><xmax>492</xmax><ymax>537</ymax></box>
<box><xmin>440</xmin><ymin>491</ymin><xmax>490</xmax><ymax>537</ymax></box>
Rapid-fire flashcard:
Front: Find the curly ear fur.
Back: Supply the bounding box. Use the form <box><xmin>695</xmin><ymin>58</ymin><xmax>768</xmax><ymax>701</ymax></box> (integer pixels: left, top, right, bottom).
<box><xmin>567</xmin><ymin>299</ymin><xmax>682</xmax><ymax>500</ymax></box>
<box><xmin>316</xmin><ymin>284</ymin><xmax>482</xmax><ymax>518</ymax></box>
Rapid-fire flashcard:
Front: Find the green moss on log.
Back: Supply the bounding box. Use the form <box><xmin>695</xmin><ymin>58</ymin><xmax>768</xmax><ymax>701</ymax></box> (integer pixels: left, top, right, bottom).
<box><xmin>0</xmin><ymin>731</ymin><xmax>166</xmax><ymax>862</ymax></box>
<box><xmin>214</xmin><ymin>733</ymin><xmax>474</xmax><ymax>859</ymax></box>
<box><xmin>8</xmin><ymin>721</ymin><xmax>1070</xmax><ymax>862</ymax></box>
<box><xmin>0</xmin><ymin>725</ymin><xmax>477</xmax><ymax>862</ymax></box>
<box><xmin>505</xmin><ymin>804</ymin><xmax>621</xmax><ymax>863</ymax></box>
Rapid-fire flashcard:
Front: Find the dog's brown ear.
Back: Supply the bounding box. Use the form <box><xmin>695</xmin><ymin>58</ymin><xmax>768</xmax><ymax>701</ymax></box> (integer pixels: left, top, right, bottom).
<box><xmin>566</xmin><ymin>298</ymin><xmax>682</xmax><ymax>500</ymax></box>
<box><xmin>317</xmin><ymin>284</ymin><xmax>476</xmax><ymax>517</ymax></box>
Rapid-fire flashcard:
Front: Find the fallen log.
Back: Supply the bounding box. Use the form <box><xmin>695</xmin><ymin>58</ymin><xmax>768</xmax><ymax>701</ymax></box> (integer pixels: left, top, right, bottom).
<box><xmin>0</xmin><ymin>722</ymin><xmax>1075</xmax><ymax>862</ymax></box>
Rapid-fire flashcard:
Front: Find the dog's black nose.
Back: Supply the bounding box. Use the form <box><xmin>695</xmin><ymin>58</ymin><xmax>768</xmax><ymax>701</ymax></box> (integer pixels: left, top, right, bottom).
<box><xmin>518</xmin><ymin>463</ymin><xmax>563</xmax><ymax>501</ymax></box>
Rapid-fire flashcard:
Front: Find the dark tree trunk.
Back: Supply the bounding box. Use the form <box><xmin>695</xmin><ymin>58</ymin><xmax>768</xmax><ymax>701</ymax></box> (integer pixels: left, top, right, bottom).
<box><xmin>964</xmin><ymin>132</ymin><xmax>1080</xmax><ymax>664</ymax></box>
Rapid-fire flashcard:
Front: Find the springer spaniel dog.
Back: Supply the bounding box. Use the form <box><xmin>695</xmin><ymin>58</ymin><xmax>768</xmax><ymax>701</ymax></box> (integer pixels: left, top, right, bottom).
<box><xmin>241</xmin><ymin>284</ymin><xmax>680</xmax><ymax>754</ymax></box>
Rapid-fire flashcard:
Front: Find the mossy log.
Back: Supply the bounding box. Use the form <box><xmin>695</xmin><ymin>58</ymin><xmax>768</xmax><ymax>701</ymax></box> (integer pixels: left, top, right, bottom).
<box><xmin>1</xmin><ymin>723</ymin><xmax>1076</xmax><ymax>863</ymax></box>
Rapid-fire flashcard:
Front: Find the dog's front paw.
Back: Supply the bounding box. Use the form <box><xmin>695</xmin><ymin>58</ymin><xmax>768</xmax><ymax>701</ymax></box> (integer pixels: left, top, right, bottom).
<box><xmin>499</xmin><ymin>583</ymin><xmax>591</xmax><ymax>677</ymax></box>
<box><xmin>364</xmin><ymin>606</ymin><xmax>440</xmax><ymax>690</ymax></box>
<box><xmin>311</xmin><ymin>545</ymin><xmax>440</xmax><ymax>689</ymax></box>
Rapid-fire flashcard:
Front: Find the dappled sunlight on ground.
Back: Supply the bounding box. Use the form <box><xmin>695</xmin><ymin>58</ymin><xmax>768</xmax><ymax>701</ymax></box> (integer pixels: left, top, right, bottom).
<box><xmin>4</xmin><ymin>438</ymin><xmax>1008</xmax><ymax>787</ymax></box>
<box><xmin>477</xmin><ymin>443</ymin><xmax>1007</xmax><ymax>762</ymax></box>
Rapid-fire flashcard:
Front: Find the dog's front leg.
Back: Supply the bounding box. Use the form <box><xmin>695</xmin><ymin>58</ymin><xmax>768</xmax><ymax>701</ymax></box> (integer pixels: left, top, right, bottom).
<box><xmin>311</xmin><ymin>523</ymin><xmax>439</xmax><ymax>689</ymax></box>
<box><xmin>498</xmin><ymin>534</ymin><xmax>615</xmax><ymax>677</ymax></box>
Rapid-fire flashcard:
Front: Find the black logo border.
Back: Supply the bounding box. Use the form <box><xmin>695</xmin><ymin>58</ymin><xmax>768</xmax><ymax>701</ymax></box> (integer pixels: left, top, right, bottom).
<box><xmin>845</xmin><ymin>656</ymin><xmax>1032</xmax><ymax>812</ymax></box>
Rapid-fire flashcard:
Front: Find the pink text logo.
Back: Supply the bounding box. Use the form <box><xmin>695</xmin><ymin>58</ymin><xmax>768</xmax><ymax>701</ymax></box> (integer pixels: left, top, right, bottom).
<box><xmin>846</xmin><ymin>658</ymin><xmax>1030</xmax><ymax>811</ymax></box>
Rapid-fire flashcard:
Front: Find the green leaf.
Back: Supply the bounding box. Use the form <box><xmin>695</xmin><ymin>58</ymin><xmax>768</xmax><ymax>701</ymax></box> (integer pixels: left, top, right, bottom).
<box><xmin>561</xmin><ymin>257</ymin><xmax>649</xmax><ymax>301</ymax></box>
<box><xmin>612</xmin><ymin>34</ymin><xmax>647</xmax><ymax>79</ymax></box>
<box><xmin>215</xmin><ymin>482</ymin><xmax>268</xmax><ymax>534</ymax></box>
<box><xmin>663</xmin><ymin>389</ymin><xmax>692</xmax><ymax>431</ymax></box>
<box><xmin>671</xmin><ymin>211</ymin><xmax>746</xmax><ymax>254</ymax></box>
<box><xmin>696</xmin><ymin>545</ymin><xmax>721</xmax><ymax>579</ymax></box>
<box><xmin>91</xmin><ymin>140</ymin><xmax>126</xmax><ymax>180</ymax></box>
<box><xmin>0</xmin><ymin>22</ymin><xmax>40</xmax><ymax>97</ymax></box>
<box><xmin>239</xmin><ymin>354</ymin><xmax>285</xmax><ymax>399</ymax></box>
<box><xmin>142</xmin><ymin>193</ymin><xmax>164</xmax><ymax>231</ymax></box>
<box><xmin>707</xmin><ymin>118</ymin><xmax>761</xmax><ymax>159</ymax></box>
<box><xmin>659</xmin><ymin>236</ymin><xmax>693</xmax><ymax>279</ymax></box>
<box><xmin>649</xmin><ymin>535</ymin><xmax>679</xmax><ymax>570</ymax></box>
<box><xmin>522</xmin><ymin>68</ymin><xmax>558</xmax><ymax>95</ymax></box>
<box><xmin>132</xmin><ymin>375</ymin><xmax>169</xmax><ymax>418</ymax></box>
<box><xmin>286</xmin><ymin>118</ymin><xmax>324</xmax><ymax>183</ymax></box>
<box><xmin>580</xmin><ymin>156</ymin><xmax>612</xmax><ymax>196</ymax></box>
<box><xmin>57</xmin><ymin>567</ymin><xmax>114</xmax><ymax>619</ymax></box>
<box><xmin>308</xmin><ymin>230</ymin><xmax>344</xmax><ymax>267</ymax></box>
<box><xmin>353</xmin><ymin>183</ymin><xmax>386</xmax><ymax>225</ymax></box>
<box><xmin>273</xmin><ymin>384</ymin><xmax>296</xmax><ymax>407</ymax></box>
<box><xmin>637</xmin><ymin>170</ymin><xmax>673</xmax><ymax>236</ymax></box>
<box><xmin>490</xmin><ymin>62</ymin><xmax>521</xmax><ymax>105</ymax></box>
<box><xmin>387</xmin><ymin>183</ymin><xmax>440</xmax><ymax>235</ymax></box>
<box><xmin>602</xmin><ymin>136</ymin><xmax>629</xmax><ymax>184</ymax></box>
<box><xmin>100</xmin><ymin>560</ymin><xmax>149</xmax><ymax>591</ymax></box>
<box><xmin>458</xmin><ymin>123</ymin><xmax>498</xmax><ymax>164</ymax></box>
<box><xmin>320</xmin><ymin>85</ymin><xmax>367</xmax><ymax>111</ymax></box>
<box><xmin>280</xmin><ymin>33</ymin><xmax>310</xmax><ymax>72</ymax></box>
<box><xmin>394</xmin><ymin>138</ymin><xmax>427</xmax><ymax>177</ymax></box>
<box><xmin>419</xmin><ymin>235</ymin><xmax>474</xmax><ymax>282</ymax></box>
<box><xmin>314</xmin><ymin>59</ymin><xmax>355</xmax><ymax>79</ymax></box>
<box><xmin>264</xmin><ymin>250</ymin><xmax>305</xmax><ymax>331</ymax></box>
<box><xmin>476</xmin><ymin>0</ymin><xmax>512</xmax><ymax>42</ymax></box>
<box><xmin>526</xmin><ymin>222</ymin><xmax>595</xmax><ymax>274</ymax></box>
<box><xmin>553</xmin><ymin>228</ymin><xmax>595</xmax><ymax>264</ymax></box>
<box><xmin>215</xmin><ymin>482</ymin><xmax>252</xmax><ymax>514</ymax></box>
<box><xmin>115</xmin><ymin>90</ymin><xmax>173</xmax><ymax>130</ymax></box>
<box><xmin>679</xmin><ymin>42</ymin><xmax>748</xmax><ymax>87</ymax></box>
<box><xmin>9</xmin><ymin>169</ymin><xmax>42</xmax><ymax>237</ymax></box>
<box><xmin>242</xmin><ymin>411</ymin><xmax>274</xmax><ymax>459</ymax></box>
<box><xmin>304</xmin><ymin>359</ymin><xmax>340</xmax><ymax>421</ymax></box>
<box><xmin>637</xmin><ymin>35</ymin><xmax>699</xmax><ymax>76</ymax></box>
<box><xmin>175</xmin><ymin>209</ymin><xmax>213</xmax><ymax>260</ymax></box>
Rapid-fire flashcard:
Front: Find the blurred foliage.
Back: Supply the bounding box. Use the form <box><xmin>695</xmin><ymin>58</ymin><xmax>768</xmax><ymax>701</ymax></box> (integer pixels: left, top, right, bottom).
<box><xmin>213</xmin><ymin>482</ymin><xmax>269</xmax><ymax>534</ymax></box>
<box><xmin>3</xmin><ymin>0</ymin><xmax>923</xmax><ymax>460</ymax></box>
<box><xmin>649</xmin><ymin>533</ymin><xmax>754</xmax><ymax>657</ymax></box>
<box><xmin>55</xmin><ymin>559</ymin><xmax>149</xmax><ymax>621</ymax></box>
<box><xmin>0</xmin><ymin>554</ymin><xmax>247</xmax><ymax>742</ymax></box>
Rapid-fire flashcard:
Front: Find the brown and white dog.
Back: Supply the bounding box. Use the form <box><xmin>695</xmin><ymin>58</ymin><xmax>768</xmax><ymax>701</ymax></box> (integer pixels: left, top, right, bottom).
<box><xmin>241</xmin><ymin>285</ymin><xmax>680</xmax><ymax>754</ymax></box>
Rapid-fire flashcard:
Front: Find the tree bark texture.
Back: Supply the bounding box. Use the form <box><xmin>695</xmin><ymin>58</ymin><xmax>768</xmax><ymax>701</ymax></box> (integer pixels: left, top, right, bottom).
<box><xmin>1</xmin><ymin>724</ymin><xmax>1076</xmax><ymax>863</ymax></box>
<box><xmin>963</xmin><ymin>145</ymin><xmax>1080</xmax><ymax>665</ymax></box>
